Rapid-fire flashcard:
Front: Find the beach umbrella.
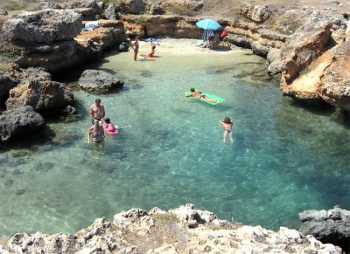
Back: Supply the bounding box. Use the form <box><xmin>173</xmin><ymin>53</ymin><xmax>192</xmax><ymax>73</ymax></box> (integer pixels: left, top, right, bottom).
<box><xmin>196</xmin><ymin>18</ymin><xmax>222</xmax><ymax>30</ymax></box>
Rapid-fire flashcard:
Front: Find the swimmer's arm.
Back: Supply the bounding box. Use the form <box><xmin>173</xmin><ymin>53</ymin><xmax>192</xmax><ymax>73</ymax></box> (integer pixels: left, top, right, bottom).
<box><xmin>87</xmin><ymin>129</ymin><xmax>91</xmax><ymax>143</ymax></box>
<box><xmin>101</xmin><ymin>105</ymin><xmax>105</xmax><ymax>118</ymax></box>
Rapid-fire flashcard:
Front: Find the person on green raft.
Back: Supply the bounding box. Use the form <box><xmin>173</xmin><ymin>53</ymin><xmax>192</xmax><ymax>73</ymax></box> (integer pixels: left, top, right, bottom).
<box><xmin>186</xmin><ymin>88</ymin><xmax>220</xmax><ymax>104</ymax></box>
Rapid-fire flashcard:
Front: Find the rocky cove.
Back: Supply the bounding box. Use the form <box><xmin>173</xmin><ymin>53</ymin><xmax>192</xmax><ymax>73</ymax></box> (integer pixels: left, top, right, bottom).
<box><xmin>0</xmin><ymin>0</ymin><xmax>350</xmax><ymax>253</ymax></box>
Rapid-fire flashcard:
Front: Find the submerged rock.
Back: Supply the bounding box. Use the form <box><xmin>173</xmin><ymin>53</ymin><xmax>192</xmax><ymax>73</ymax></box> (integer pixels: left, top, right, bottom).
<box><xmin>0</xmin><ymin>106</ymin><xmax>45</xmax><ymax>143</ymax></box>
<box><xmin>78</xmin><ymin>69</ymin><xmax>124</xmax><ymax>93</ymax></box>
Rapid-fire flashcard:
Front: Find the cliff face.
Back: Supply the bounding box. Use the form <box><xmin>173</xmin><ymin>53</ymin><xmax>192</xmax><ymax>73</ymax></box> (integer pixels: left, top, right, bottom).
<box><xmin>0</xmin><ymin>204</ymin><xmax>342</xmax><ymax>254</ymax></box>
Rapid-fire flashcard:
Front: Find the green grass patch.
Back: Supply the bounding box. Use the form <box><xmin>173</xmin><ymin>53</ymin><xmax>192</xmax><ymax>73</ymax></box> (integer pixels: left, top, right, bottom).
<box><xmin>152</xmin><ymin>214</ymin><xmax>179</xmax><ymax>224</ymax></box>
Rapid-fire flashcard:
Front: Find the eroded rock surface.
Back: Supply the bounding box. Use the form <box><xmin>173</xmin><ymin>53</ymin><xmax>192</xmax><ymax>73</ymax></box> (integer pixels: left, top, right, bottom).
<box><xmin>0</xmin><ymin>106</ymin><xmax>45</xmax><ymax>143</ymax></box>
<box><xmin>320</xmin><ymin>41</ymin><xmax>350</xmax><ymax>111</ymax></box>
<box><xmin>6</xmin><ymin>80</ymin><xmax>74</xmax><ymax>114</ymax></box>
<box><xmin>2</xmin><ymin>9</ymin><xmax>82</xmax><ymax>44</ymax></box>
<box><xmin>299</xmin><ymin>206</ymin><xmax>350</xmax><ymax>252</ymax></box>
<box><xmin>0</xmin><ymin>204</ymin><xmax>342</xmax><ymax>253</ymax></box>
<box><xmin>78</xmin><ymin>69</ymin><xmax>124</xmax><ymax>93</ymax></box>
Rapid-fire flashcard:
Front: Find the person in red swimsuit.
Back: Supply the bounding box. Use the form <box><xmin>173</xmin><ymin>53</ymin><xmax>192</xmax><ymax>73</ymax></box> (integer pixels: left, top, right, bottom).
<box><xmin>147</xmin><ymin>45</ymin><xmax>156</xmax><ymax>58</ymax></box>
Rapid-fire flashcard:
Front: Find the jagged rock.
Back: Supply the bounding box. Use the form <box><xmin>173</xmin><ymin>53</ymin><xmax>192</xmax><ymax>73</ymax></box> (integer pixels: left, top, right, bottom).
<box><xmin>299</xmin><ymin>206</ymin><xmax>350</xmax><ymax>251</ymax></box>
<box><xmin>0</xmin><ymin>205</ymin><xmax>343</xmax><ymax>254</ymax></box>
<box><xmin>120</xmin><ymin>0</ymin><xmax>146</xmax><ymax>14</ymax></box>
<box><xmin>78</xmin><ymin>69</ymin><xmax>124</xmax><ymax>94</ymax></box>
<box><xmin>147</xmin><ymin>3</ymin><xmax>165</xmax><ymax>15</ymax></box>
<box><xmin>0</xmin><ymin>74</ymin><xmax>19</xmax><ymax>106</ymax></box>
<box><xmin>105</xmin><ymin>3</ymin><xmax>117</xmax><ymax>20</ymax></box>
<box><xmin>37</xmin><ymin>1</ymin><xmax>63</xmax><ymax>9</ymax></box>
<box><xmin>118</xmin><ymin>41</ymin><xmax>129</xmax><ymax>52</ymax></box>
<box><xmin>319</xmin><ymin>41</ymin><xmax>350</xmax><ymax>112</ymax></box>
<box><xmin>20</xmin><ymin>67</ymin><xmax>51</xmax><ymax>82</ymax></box>
<box><xmin>240</xmin><ymin>1</ymin><xmax>271</xmax><ymax>23</ymax></box>
<box><xmin>2</xmin><ymin>9</ymin><xmax>82</xmax><ymax>45</ymax></box>
<box><xmin>279</xmin><ymin>11</ymin><xmax>332</xmax><ymax>98</ymax></box>
<box><xmin>6</xmin><ymin>80</ymin><xmax>74</xmax><ymax>114</ymax></box>
<box><xmin>0</xmin><ymin>106</ymin><xmax>45</xmax><ymax>142</ymax></box>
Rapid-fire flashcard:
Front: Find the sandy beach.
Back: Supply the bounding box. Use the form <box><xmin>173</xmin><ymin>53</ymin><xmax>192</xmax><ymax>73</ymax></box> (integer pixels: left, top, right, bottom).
<box><xmin>136</xmin><ymin>38</ymin><xmax>244</xmax><ymax>56</ymax></box>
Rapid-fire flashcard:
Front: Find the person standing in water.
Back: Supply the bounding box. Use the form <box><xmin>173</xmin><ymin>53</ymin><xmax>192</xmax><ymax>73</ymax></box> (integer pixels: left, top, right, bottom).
<box><xmin>219</xmin><ymin>117</ymin><xmax>234</xmax><ymax>144</ymax></box>
<box><xmin>87</xmin><ymin>120</ymin><xmax>105</xmax><ymax>144</ymax></box>
<box><xmin>89</xmin><ymin>98</ymin><xmax>105</xmax><ymax>124</ymax></box>
<box><xmin>131</xmin><ymin>36</ymin><xmax>140</xmax><ymax>61</ymax></box>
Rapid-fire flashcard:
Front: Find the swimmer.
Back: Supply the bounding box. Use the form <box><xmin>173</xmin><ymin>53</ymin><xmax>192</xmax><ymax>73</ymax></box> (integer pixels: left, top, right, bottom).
<box><xmin>219</xmin><ymin>117</ymin><xmax>234</xmax><ymax>144</ymax></box>
<box><xmin>87</xmin><ymin>120</ymin><xmax>105</xmax><ymax>144</ymax></box>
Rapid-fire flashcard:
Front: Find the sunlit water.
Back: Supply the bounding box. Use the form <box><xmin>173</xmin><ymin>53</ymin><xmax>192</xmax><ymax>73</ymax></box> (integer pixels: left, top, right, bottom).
<box><xmin>1</xmin><ymin>39</ymin><xmax>350</xmax><ymax>237</ymax></box>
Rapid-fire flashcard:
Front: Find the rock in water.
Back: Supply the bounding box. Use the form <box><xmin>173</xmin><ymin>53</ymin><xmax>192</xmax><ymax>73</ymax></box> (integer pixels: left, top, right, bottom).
<box><xmin>78</xmin><ymin>69</ymin><xmax>124</xmax><ymax>94</ymax></box>
<box><xmin>0</xmin><ymin>106</ymin><xmax>45</xmax><ymax>143</ymax></box>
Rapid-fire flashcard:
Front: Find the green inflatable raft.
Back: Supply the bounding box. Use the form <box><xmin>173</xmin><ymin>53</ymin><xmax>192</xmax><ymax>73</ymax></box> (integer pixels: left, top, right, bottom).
<box><xmin>184</xmin><ymin>89</ymin><xmax>225</xmax><ymax>106</ymax></box>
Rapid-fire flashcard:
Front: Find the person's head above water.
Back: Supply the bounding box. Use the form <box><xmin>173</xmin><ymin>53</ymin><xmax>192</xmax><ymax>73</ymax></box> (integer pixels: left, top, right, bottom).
<box><xmin>95</xmin><ymin>98</ymin><xmax>101</xmax><ymax>105</ymax></box>
<box><xmin>151</xmin><ymin>45</ymin><xmax>156</xmax><ymax>50</ymax></box>
<box><xmin>104</xmin><ymin>118</ymin><xmax>111</xmax><ymax>124</ymax></box>
<box><xmin>223</xmin><ymin>117</ymin><xmax>232</xmax><ymax>124</ymax></box>
<box><xmin>190</xmin><ymin>88</ymin><xmax>195</xmax><ymax>92</ymax></box>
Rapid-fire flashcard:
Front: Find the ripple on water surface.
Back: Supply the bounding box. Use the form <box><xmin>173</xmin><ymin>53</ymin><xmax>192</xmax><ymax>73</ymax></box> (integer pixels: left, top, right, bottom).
<box><xmin>0</xmin><ymin>40</ymin><xmax>350</xmax><ymax>236</ymax></box>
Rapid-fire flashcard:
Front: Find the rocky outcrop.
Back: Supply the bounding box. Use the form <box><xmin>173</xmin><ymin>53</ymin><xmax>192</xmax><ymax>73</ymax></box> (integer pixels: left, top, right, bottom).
<box><xmin>2</xmin><ymin>9</ymin><xmax>82</xmax><ymax>45</ymax></box>
<box><xmin>0</xmin><ymin>204</ymin><xmax>342</xmax><ymax>253</ymax></box>
<box><xmin>78</xmin><ymin>69</ymin><xmax>124</xmax><ymax>93</ymax></box>
<box><xmin>0</xmin><ymin>106</ymin><xmax>45</xmax><ymax>143</ymax></box>
<box><xmin>299</xmin><ymin>206</ymin><xmax>350</xmax><ymax>252</ymax></box>
<box><xmin>2</xmin><ymin>9</ymin><xmax>126</xmax><ymax>72</ymax></box>
<box><xmin>240</xmin><ymin>1</ymin><xmax>271</xmax><ymax>23</ymax></box>
<box><xmin>122</xmin><ymin>14</ymin><xmax>203</xmax><ymax>38</ymax></box>
<box><xmin>6</xmin><ymin>80</ymin><xmax>74</xmax><ymax>114</ymax></box>
<box><xmin>319</xmin><ymin>41</ymin><xmax>350</xmax><ymax>111</ymax></box>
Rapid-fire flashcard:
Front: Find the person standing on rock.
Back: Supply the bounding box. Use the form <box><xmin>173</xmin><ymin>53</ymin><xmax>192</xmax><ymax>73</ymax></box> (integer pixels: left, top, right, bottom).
<box><xmin>89</xmin><ymin>98</ymin><xmax>105</xmax><ymax>124</ymax></box>
<box><xmin>131</xmin><ymin>36</ymin><xmax>140</xmax><ymax>61</ymax></box>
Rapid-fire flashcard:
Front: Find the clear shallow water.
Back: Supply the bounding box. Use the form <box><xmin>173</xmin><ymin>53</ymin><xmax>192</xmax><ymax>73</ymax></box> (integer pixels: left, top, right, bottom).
<box><xmin>1</xmin><ymin>41</ymin><xmax>350</xmax><ymax>236</ymax></box>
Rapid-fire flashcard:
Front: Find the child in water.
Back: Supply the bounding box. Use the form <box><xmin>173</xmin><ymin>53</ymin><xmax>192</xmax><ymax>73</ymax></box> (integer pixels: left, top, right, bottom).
<box><xmin>219</xmin><ymin>117</ymin><xmax>234</xmax><ymax>144</ymax></box>
<box><xmin>103</xmin><ymin>118</ymin><xmax>119</xmax><ymax>135</ymax></box>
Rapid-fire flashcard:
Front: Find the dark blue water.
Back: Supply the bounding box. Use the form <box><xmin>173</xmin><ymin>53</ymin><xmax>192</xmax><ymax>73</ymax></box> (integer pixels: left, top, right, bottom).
<box><xmin>0</xmin><ymin>40</ymin><xmax>349</xmax><ymax>236</ymax></box>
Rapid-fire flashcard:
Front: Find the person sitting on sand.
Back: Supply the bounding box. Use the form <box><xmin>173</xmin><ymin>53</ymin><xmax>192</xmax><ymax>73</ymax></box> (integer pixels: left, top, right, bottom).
<box><xmin>147</xmin><ymin>45</ymin><xmax>156</xmax><ymax>58</ymax></box>
<box><xmin>219</xmin><ymin>117</ymin><xmax>234</xmax><ymax>144</ymax></box>
<box><xmin>87</xmin><ymin>120</ymin><xmax>105</xmax><ymax>144</ymax></box>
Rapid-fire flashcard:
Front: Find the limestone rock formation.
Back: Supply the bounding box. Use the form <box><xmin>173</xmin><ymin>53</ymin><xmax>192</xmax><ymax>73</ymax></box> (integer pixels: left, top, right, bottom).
<box><xmin>277</xmin><ymin>11</ymin><xmax>332</xmax><ymax>99</ymax></box>
<box><xmin>299</xmin><ymin>206</ymin><xmax>350</xmax><ymax>251</ymax></box>
<box><xmin>240</xmin><ymin>1</ymin><xmax>271</xmax><ymax>23</ymax></box>
<box><xmin>0</xmin><ymin>106</ymin><xmax>45</xmax><ymax>143</ymax></box>
<box><xmin>320</xmin><ymin>41</ymin><xmax>350</xmax><ymax>111</ymax></box>
<box><xmin>6</xmin><ymin>80</ymin><xmax>74</xmax><ymax>114</ymax></box>
<box><xmin>2</xmin><ymin>9</ymin><xmax>82</xmax><ymax>44</ymax></box>
<box><xmin>78</xmin><ymin>69</ymin><xmax>124</xmax><ymax>93</ymax></box>
<box><xmin>0</xmin><ymin>204</ymin><xmax>342</xmax><ymax>253</ymax></box>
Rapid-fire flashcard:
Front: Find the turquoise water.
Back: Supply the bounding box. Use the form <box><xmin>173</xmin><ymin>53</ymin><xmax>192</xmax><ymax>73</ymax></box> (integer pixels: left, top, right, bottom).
<box><xmin>1</xmin><ymin>40</ymin><xmax>350</xmax><ymax>237</ymax></box>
